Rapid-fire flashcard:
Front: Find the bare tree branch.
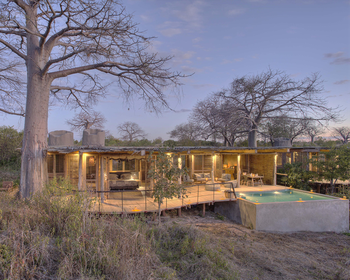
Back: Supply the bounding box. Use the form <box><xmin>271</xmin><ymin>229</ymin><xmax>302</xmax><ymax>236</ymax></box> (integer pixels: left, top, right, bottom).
<box><xmin>66</xmin><ymin>110</ymin><xmax>106</xmax><ymax>131</ymax></box>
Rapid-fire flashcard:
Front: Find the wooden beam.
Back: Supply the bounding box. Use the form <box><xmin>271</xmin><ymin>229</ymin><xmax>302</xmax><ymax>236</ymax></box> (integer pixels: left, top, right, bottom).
<box><xmin>273</xmin><ymin>153</ymin><xmax>277</xmax><ymax>186</ymax></box>
<box><xmin>78</xmin><ymin>152</ymin><xmax>83</xmax><ymax>190</ymax></box>
<box><xmin>100</xmin><ymin>155</ymin><xmax>105</xmax><ymax>203</ymax></box>
<box><xmin>53</xmin><ymin>154</ymin><xmax>56</xmax><ymax>177</ymax></box>
<box><xmin>237</xmin><ymin>154</ymin><xmax>241</xmax><ymax>188</ymax></box>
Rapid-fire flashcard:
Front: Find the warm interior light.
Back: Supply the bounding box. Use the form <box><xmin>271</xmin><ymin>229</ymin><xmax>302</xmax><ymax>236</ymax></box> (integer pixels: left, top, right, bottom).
<box><xmin>223</xmin><ymin>164</ymin><xmax>228</xmax><ymax>169</ymax></box>
<box><xmin>88</xmin><ymin>157</ymin><xmax>95</xmax><ymax>166</ymax></box>
<box><xmin>131</xmin><ymin>207</ymin><xmax>141</xmax><ymax>212</ymax></box>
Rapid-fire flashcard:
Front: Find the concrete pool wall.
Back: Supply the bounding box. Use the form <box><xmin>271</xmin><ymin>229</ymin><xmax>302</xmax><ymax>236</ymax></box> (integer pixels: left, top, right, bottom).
<box><xmin>215</xmin><ymin>192</ymin><xmax>349</xmax><ymax>233</ymax></box>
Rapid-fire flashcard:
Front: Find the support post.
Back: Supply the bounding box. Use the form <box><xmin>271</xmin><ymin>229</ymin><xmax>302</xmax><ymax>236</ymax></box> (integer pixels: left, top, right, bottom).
<box><xmin>64</xmin><ymin>154</ymin><xmax>68</xmax><ymax>179</ymax></box>
<box><xmin>211</xmin><ymin>154</ymin><xmax>215</xmax><ymax>183</ymax></box>
<box><xmin>202</xmin><ymin>203</ymin><xmax>205</xmax><ymax>217</ymax></box>
<box><xmin>78</xmin><ymin>152</ymin><xmax>83</xmax><ymax>190</ymax></box>
<box><xmin>100</xmin><ymin>155</ymin><xmax>104</xmax><ymax>203</ymax></box>
<box><xmin>53</xmin><ymin>154</ymin><xmax>56</xmax><ymax>178</ymax></box>
<box><xmin>237</xmin><ymin>154</ymin><xmax>241</xmax><ymax>188</ymax></box>
<box><xmin>178</xmin><ymin>155</ymin><xmax>182</xmax><ymax>185</ymax></box>
<box><xmin>177</xmin><ymin>208</ymin><xmax>181</xmax><ymax>217</ymax></box>
<box><xmin>191</xmin><ymin>155</ymin><xmax>194</xmax><ymax>179</ymax></box>
<box><xmin>273</xmin><ymin>153</ymin><xmax>277</xmax><ymax>186</ymax></box>
<box><xmin>96</xmin><ymin>154</ymin><xmax>100</xmax><ymax>195</ymax></box>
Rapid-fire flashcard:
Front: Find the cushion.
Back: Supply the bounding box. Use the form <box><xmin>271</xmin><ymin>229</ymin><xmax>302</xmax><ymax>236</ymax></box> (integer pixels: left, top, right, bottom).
<box><xmin>194</xmin><ymin>173</ymin><xmax>203</xmax><ymax>180</ymax></box>
<box><xmin>222</xmin><ymin>174</ymin><xmax>231</xmax><ymax>180</ymax></box>
<box><xmin>203</xmin><ymin>173</ymin><xmax>211</xmax><ymax>178</ymax></box>
<box><xmin>121</xmin><ymin>173</ymin><xmax>131</xmax><ymax>180</ymax></box>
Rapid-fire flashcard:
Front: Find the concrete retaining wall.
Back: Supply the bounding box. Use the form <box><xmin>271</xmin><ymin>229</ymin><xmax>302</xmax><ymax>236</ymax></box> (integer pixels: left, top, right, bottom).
<box><xmin>215</xmin><ymin>196</ymin><xmax>349</xmax><ymax>233</ymax></box>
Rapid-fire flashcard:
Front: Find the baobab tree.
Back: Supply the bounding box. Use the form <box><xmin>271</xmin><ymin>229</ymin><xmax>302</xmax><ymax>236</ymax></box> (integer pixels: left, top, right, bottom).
<box><xmin>191</xmin><ymin>95</ymin><xmax>248</xmax><ymax>146</ymax></box>
<box><xmin>66</xmin><ymin>110</ymin><xmax>106</xmax><ymax>131</ymax></box>
<box><xmin>168</xmin><ymin>122</ymin><xmax>202</xmax><ymax>142</ymax></box>
<box><xmin>332</xmin><ymin>126</ymin><xmax>350</xmax><ymax>144</ymax></box>
<box><xmin>117</xmin><ymin>122</ymin><xmax>147</xmax><ymax>142</ymax></box>
<box><xmin>0</xmin><ymin>0</ymin><xmax>184</xmax><ymax>198</ymax></box>
<box><xmin>260</xmin><ymin>115</ymin><xmax>311</xmax><ymax>145</ymax></box>
<box><xmin>217</xmin><ymin>69</ymin><xmax>337</xmax><ymax>147</ymax></box>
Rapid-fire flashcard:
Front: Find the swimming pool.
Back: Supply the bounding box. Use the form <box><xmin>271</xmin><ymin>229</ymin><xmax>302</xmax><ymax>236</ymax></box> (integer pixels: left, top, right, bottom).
<box><xmin>236</xmin><ymin>189</ymin><xmax>334</xmax><ymax>203</ymax></box>
<box><xmin>215</xmin><ymin>188</ymin><xmax>349</xmax><ymax>232</ymax></box>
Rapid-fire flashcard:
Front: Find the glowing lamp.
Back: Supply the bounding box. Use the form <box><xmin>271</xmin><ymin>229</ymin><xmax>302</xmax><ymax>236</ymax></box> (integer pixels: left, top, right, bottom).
<box><xmin>88</xmin><ymin>157</ymin><xmax>95</xmax><ymax>166</ymax></box>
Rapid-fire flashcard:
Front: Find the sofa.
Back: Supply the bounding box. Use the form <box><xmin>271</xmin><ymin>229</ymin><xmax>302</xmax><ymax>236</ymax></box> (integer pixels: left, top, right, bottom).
<box><xmin>193</xmin><ymin>173</ymin><xmax>211</xmax><ymax>182</ymax></box>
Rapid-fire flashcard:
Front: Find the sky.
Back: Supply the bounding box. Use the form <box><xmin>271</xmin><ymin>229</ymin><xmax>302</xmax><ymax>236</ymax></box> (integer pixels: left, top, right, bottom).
<box><xmin>2</xmin><ymin>0</ymin><xmax>350</xmax><ymax>140</ymax></box>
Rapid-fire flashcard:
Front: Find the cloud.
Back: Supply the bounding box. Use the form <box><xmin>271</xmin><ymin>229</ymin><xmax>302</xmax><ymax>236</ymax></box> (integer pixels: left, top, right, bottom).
<box><xmin>170</xmin><ymin>49</ymin><xmax>196</xmax><ymax>66</ymax></box>
<box><xmin>228</xmin><ymin>8</ymin><xmax>245</xmax><ymax>16</ymax></box>
<box><xmin>324</xmin><ymin>52</ymin><xmax>350</xmax><ymax>64</ymax></box>
<box><xmin>334</xmin><ymin>80</ymin><xmax>350</xmax><ymax>85</ymax></box>
<box><xmin>192</xmin><ymin>83</ymin><xmax>215</xmax><ymax>89</ymax></box>
<box><xmin>172</xmin><ymin>0</ymin><xmax>205</xmax><ymax>29</ymax></box>
<box><xmin>221</xmin><ymin>59</ymin><xmax>232</xmax><ymax>65</ymax></box>
<box><xmin>159</xmin><ymin>28</ymin><xmax>182</xmax><ymax>37</ymax></box>
<box><xmin>158</xmin><ymin>1</ymin><xmax>205</xmax><ymax>36</ymax></box>
<box><xmin>174</xmin><ymin>109</ymin><xmax>191</xmax><ymax>113</ymax></box>
<box><xmin>140</xmin><ymin>15</ymin><xmax>151</xmax><ymax>22</ymax></box>
<box><xmin>163</xmin><ymin>108</ymin><xmax>191</xmax><ymax>114</ymax></box>
<box><xmin>181</xmin><ymin>65</ymin><xmax>202</xmax><ymax>73</ymax></box>
<box><xmin>324</xmin><ymin>52</ymin><xmax>344</xmax><ymax>58</ymax></box>
<box><xmin>192</xmin><ymin>37</ymin><xmax>202</xmax><ymax>43</ymax></box>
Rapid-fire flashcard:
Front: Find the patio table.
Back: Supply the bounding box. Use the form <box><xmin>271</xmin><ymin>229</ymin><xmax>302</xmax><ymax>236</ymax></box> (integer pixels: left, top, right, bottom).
<box><xmin>246</xmin><ymin>175</ymin><xmax>264</xmax><ymax>186</ymax></box>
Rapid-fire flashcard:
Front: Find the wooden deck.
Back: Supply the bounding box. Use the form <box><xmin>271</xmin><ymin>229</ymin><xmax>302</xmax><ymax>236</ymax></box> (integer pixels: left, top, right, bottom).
<box><xmin>92</xmin><ymin>184</ymin><xmax>289</xmax><ymax>214</ymax></box>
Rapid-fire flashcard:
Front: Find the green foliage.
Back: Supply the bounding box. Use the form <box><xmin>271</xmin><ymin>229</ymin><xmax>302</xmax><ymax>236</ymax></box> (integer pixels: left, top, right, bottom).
<box><xmin>310</xmin><ymin>145</ymin><xmax>350</xmax><ymax>194</ymax></box>
<box><xmin>0</xmin><ymin>126</ymin><xmax>23</xmax><ymax>170</ymax></box>
<box><xmin>279</xmin><ymin>162</ymin><xmax>312</xmax><ymax>190</ymax></box>
<box><xmin>148</xmin><ymin>149</ymin><xmax>188</xmax><ymax>222</ymax></box>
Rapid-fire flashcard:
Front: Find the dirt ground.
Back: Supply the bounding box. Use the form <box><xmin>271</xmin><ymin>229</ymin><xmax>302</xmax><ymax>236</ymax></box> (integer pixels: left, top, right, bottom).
<box><xmin>165</xmin><ymin>206</ymin><xmax>350</xmax><ymax>280</ymax></box>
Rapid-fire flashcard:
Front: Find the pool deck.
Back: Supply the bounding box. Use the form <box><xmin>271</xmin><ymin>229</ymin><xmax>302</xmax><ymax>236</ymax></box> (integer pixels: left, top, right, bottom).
<box><xmin>92</xmin><ymin>184</ymin><xmax>290</xmax><ymax>214</ymax></box>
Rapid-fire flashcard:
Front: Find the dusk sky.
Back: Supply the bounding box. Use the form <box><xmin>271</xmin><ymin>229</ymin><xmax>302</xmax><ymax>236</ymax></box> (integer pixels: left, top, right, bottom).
<box><xmin>2</xmin><ymin>0</ymin><xmax>350</xmax><ymax>140</ymax></box>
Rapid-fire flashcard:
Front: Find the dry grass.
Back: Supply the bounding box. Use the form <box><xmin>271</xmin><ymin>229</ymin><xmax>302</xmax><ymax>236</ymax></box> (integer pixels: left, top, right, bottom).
<box><xmin>175</xmin><ymin>207</ymin><xmax>350</xmax><ymax>280</ymax></box>
<box><xmin>0</xmin><ymin>180</ymin><xmax>238</xmax><ymax>279</ymax></box>
<box><xmin>0</xmin><ymin>180</ymin><xmax>173</xmax><ymax>279</ymax></box>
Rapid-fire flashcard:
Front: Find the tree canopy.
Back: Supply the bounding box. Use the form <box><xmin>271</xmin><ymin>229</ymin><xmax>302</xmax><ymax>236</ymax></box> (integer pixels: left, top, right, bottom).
<box><xmin>217</xmin><ymin>69</ymin><xmax>337</xmax><ymax>147</ymax></box>
<box><xmin>0</xmin><ymin>0</ymin><xmax>185</xmax><ymax>197</ymax></box>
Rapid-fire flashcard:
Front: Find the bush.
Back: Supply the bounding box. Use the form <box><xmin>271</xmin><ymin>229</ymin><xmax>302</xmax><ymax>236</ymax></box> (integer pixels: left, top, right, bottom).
<box><xmin>279</xmin><ymin>162</ymin><xmax>312</xmax><ymax>190</ymax></box>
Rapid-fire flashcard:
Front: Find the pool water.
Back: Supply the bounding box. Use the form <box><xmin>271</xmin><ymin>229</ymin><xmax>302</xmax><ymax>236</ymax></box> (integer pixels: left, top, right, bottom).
<box><xmin>236</xmin><ymin>189</ymin><xmax>335</xmax><ymax>203</ymax></box>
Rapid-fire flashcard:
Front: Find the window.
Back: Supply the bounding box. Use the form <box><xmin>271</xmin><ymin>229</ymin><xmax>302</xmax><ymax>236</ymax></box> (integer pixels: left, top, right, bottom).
<box><xmin>56</xmin><ymin>155</ymin><xmax>65</xmax><ymax>174</ymax></box>
<box><xmin>111</xmin><ymin>159</ymin><xmax>136</xmax><ymax>172</ymax></box>
<box><xmin>193</xmin><ymin>155</ymin><xmax>212</xmax><ymax>172</ymax></box>
<box><xmin>47</xmin><ymin>154</ymin><xmax>54</xmax><ymax>173</ymax></box>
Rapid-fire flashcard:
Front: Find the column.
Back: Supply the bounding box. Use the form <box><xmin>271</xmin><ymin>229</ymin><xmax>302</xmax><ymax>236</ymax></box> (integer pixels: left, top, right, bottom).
<box><xmin>273</xmin><ymin>153</ymin><xmax>277</xmax><ymax>186</ymax></box>
<box><xmin>237</xmin><ymin>154</ymin><xmax>241</xmax><ymax>188</ymax></box>
<box><xmin>100</xmin><ymin>155</ymin><xmax>104</xmax><ymax>202</ymax></box>
<box><xmin>78</xmin><ymin>152</ymin><xmax>83</xmax><ymax>190</ymax></box>
<box><xmin>178</xmin><ymin>156</ymin><xmax>182</xmax><ymax>184</ymax></box>
<box><xmin>211</xmin><ymin>154</ymin><xmax>215</xmax><ymax>183</ymax></box>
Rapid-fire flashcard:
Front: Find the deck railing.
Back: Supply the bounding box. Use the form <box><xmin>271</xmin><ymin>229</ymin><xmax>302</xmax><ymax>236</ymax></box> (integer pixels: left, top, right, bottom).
<box><xmin>89</xmin><ymin>182</ymin><xmax>237</xmax><ymax>214</ymax></box>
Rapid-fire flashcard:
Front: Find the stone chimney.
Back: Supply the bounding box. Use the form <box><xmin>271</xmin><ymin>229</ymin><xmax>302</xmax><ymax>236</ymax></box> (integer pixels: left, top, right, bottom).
<box><xmin>273</xmin><ymin>138</ymin><xmax>292</xmax><ymax>147</ymax></box>
<box><xmin>48</xmin><ymin>130</ymin><xmax>74</xmax><ymax>146</ymax></box>
<box><xmin>82</xmin><ymin>129</ymin><xmax>105</xmax><ymax>146</ymax></box>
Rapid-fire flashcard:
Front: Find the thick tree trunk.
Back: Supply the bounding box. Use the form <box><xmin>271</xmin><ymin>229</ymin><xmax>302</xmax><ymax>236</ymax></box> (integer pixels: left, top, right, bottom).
<box><xmin>248</xmin><ymin>129</ymin><xmax>257</xmax><ymax>148</ymax></box>
<box><xmin>20</xmin><ymin>77</ymin><xmax>50</xmax><ymax>198</ymax></box>
<box><xmin>20</xmin><ymin>7</ymin><xmax>51</xmax><ymax>198</ymax></box>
